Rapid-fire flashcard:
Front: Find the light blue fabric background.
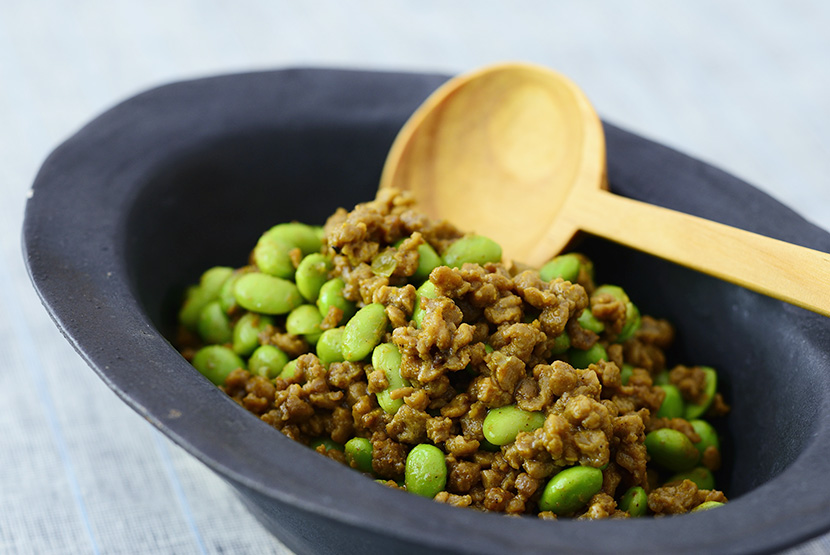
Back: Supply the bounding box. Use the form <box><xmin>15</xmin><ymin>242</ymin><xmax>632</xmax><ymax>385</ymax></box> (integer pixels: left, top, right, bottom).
<box><xmin>3</xmin><ymin>2</ymin><xmax>828</xmax><ymax>553</ymax></box>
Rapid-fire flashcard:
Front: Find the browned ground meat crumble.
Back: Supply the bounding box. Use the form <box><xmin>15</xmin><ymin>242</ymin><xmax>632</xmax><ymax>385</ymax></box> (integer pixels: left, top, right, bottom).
<box><xmin>181</xmin><ymin>189</ymin><xmax>730</xmax><ymax>518</ymax></box>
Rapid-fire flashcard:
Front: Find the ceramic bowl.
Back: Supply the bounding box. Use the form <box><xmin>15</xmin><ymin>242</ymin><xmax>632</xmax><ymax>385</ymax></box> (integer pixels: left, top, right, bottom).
<box><xmin>24</xmin><ymin>68</ymin><xmax>830</xmax><ymax>554</ymax></box>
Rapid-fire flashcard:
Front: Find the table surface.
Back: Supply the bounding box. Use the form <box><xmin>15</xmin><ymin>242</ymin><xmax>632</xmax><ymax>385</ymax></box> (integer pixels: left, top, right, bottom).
<box><xmin>3</xmin><ymin>2</ymin><xmax>829</xmax><ymax>553</ymax></box>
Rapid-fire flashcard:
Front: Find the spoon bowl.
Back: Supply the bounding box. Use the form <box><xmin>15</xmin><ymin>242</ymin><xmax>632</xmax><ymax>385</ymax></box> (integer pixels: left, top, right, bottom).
<box><xmin>380</xmin><ymin>62</ymin><xmax>830</xmax><ymax>317</ymax></box>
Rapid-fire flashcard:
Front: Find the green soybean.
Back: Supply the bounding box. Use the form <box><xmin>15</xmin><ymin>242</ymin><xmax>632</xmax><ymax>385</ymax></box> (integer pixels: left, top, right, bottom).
<box><xmin>577</xmin><ymin>309</ymin><xmax>605</xmax><ymax>334</ymax></box>
<box><xmin>538</xmin><ymin>465</ymin><xmax>604</xmax><ymax>515</ymax></box>
<box><xmin>550</xmin><ymin>332</ymin><xmax>571</xmax><ymax>355</ymax></box>
<box><xmin>232</xmin><ymin>312</ymin><xmax>273</xmax><ymax>355</ymax></box>
<box><xmin>252</xmin><ymin>236</ymin><xmax>296</xmax><ymax>279</ymax></box>
<box><xmin>592</xmin><ymin>284</ymin><xmax>641</xmax><ymax>342</ymax></box>
<box><xmin>295</xmin><ymin>253</ymin><xmax>333</xmax><ymax>302</ymax></box>
<box><xmin>342</xmin><ymin>303</ymin><xmax>388</xmax><ymax>362</ymax></box>
<box><xmin>413</xmin><ymin>242</ymin><xmax>443</xmax><ymax>282</ymax></box>
<box><xmin>263</xmin><ymin>222</ymin><xmax>322</xmax><ymax>255</ymax></box>
<box><xmin>178</xmin><ymin>266</ymin><xmax>234</xmax><ymax>330</ymax></box>
<box><xmin>310</xmin><ymin>437</ymin><xmax>344</xmax><ymax>453</ymax></box>
<box><xmin>684</xmin><ymin>367</ymin><xmax>718</xmax><ymax>419</ymax></box>
<box><xmin>316</xmin><ymin>278</ymin><xmax>356</xmax><ymax>324</ymax></box>
<box><xmin>405</xmin><ymin>444</ymin><xmax>447</xmax><ymax>498</ymax></box>
<box><xmin>653</xmin><ymin>371</ymin><xmax>671</xmax><ymax>386</ymax></box>
<box><xmin>197</xmin><ymin>301</ymin><xmax>233</xmax><ymax>345</ymax></box>
<box><xmin>234</xmin><ymin>273</ymin><xmax>303</xmax><ymax>315</ymax></box>
<box><xmin>540</xmin><ymin>253</ymin><xmax>581</xmax><ymax>283</ymax></box>
<box><xmin>668</xmin><ymin>466</ymin><xmax>715</xmax><ymax>491</ymax></box>
<box><xmin>656</xmin><ymin>384</ymin><xmax>685</xmax><ymax>419</ymax></box>
<box><xmin>442</xmin><ymin>235</ymin><xmax>502</xmax><ymax>268</ymax></box>
<box><xmin>482</xmin><ymin>405</ymin><xmax>546</xmax><ymax>446</ymax></box>
<box><xmin>616</xmin><ymin>302</ymin><xmax>641</xmax><ymax>342</ymax></box>
<box><xmin>248</xmin><ymin>345</ymin><xmax>289</xmax><ymax>379</ymax></box>
<box><xmin>645</xmin><ymin>428</ymin><xmax>700</xmax><ymax>472</ymax></box>
<box><xmin>217</xmin><ymin>270</ymin><xmax>244</xmax><ymax>313</ymax></box>
<box><xmin>344</xmin><ymin>437</ymin><xmax>373</xmax><ymax>473</ymax></box>
<box><xmin>316</xmin><ymin>328</ymin><xmax>346</xmax><ymax>366</ymax></box>
<box><xmin>279</xmin><ymin>359</ymin><xmax>301</xmax><ymax>380</ymax></box>
<box><xmin>372</xmin><ymin>343</ymin><xmax>410</xmax><ymax>414</ymax></box>
<box><xmin>569</xmin><ymin>343</ymin><xmax>608</xmax><ymax>368</ymax></box>
<box><xmin>412</xmin><ymin>280</ymin><xmax>438</xmax><ymax>328</ymax></box>
<box><xmin>286</xmin><ymin>304</ymin><xmax>324</xmax><ymax>344</ymax></box>
<box><xmin>192</xmin><ymin>345</ymin><xmax>245</xmax><ymax>385</ymax></box>
<box><xmin>619</xmin><ymin>486</ymin><xmax>648</xmax><ymax>517</ymax></box>
<box><xmin>689</xmin><ymin>419</ymin><xmax>720</xmax><ymax>456</ymax></box>
<box><xmin>621</xmin><ymin>363</ymin><xmax>634</xmax><ymax>385</ymax></box>
<box><xmin>691</xmin><ymin>501</ymin><xmax>724</xmax><ymax>512</ymax></box>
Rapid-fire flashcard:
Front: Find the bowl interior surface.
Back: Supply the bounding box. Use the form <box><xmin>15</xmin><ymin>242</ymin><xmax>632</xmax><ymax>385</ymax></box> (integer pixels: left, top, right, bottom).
<box><xmin>25</xmin><ymin>68</ymin><xmax>830</xmax><ymax>555</ymax></box>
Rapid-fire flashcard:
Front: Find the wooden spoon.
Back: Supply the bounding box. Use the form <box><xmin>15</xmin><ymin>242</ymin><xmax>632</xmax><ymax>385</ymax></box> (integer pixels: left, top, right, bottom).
<box><xmin>379</xmin><ymin>62</ymin><xmax>830</xmax><ymax>317</ymax></box>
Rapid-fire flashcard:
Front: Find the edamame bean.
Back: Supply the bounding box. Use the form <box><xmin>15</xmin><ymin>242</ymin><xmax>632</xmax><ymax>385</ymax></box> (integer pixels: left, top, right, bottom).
<box><xmin>569</xmin><ymin>343</ymin><xmax>608</xmax><ymax>368</ymax></box>
<box><xmin>442</xmin><ymin>235</ymin><xmax>502</xmax><ymax>268</ymax></box>
<box><xmin>192</xmin><ymin>345</ymin><xmax>245</xmax><ymax>385</ymax></box>
<box><xmin>653</xmin><ymin>371</ymin><xmax>670</xmax><ymax>386</ymax></box>
<box><xmin>689</xmin><ymin>419</ymin><xmax>720</xmax><ymax>456</ymax></box>
<box><xmin>482</xmin><ymin>405</ymin><xmax>546</xmax><ymax>446</ymax></box>
<box><xmin>685</xmin><ymin>367</ymin><xmax>717</xmax><ymax>419</ymax></box>
<box><xmin>372</xmin><ymin>343</ymin><xmax>410</xmax><ymax>414</ymax></box>
<box><xmin>248</xmin><ymin>345</ymin><xmax>289</xmax><ymax>379</ymax></box>
<box><xmin>405</xmin><ymin>444</ymin><xmax>447</xmax><ymax>498</ymax></box>
<box><xmin>668</xmin><ymin>467</ymin><xmax>715</xmax><ymax>490</ymax></box>
<box><xmin>691</xmin><ymin>501</ymin><xmax>724</xmax><ymax>512</ymax></box>
<box><xmin>316</xmin><ymin>278</ymin><xmax>356</xmax><ymax>324</ymax></box>
<box><xmin>644</xmin><ymin>428</ymin><xmax>700</xmax><ymax>472</ymax></box>
<box><xmin>218</xmin><ymin>268</ymin><xmax>252</xmax><ymax>313</ymax></box>
<box><xmin>621</xmin><ymin>363</ymin><xmax>634</xmax><ymax>385</ymax></box>
<box><xmin>538</xmin><ymin>465</ymin><xmax>604</xmax><ymax>515</ymax></box>
<box><xmin>295</xmin><ymin>253</ymin><xmax>333</xmax><ymax>302</ymax></box>
<box><xmin>342</xmin><ymin>303</ymin><xmax>388</xmax><ymax>362</ymax></box>
<box><xmin>178</xmin><ymin>266</ymin><xmax>234</xmax><ymax>330</ymax></box>
<box><xmin>310</xmin><ymin>437</ymin><xmax>344</xmax><ymax>453</ymax></box>
<box><xmin>344</xmin><ymin>437</ymin><xmax>373</xmax><ymax>473</ymax></box>
<box><xmin>279</xmin><ymin>359</ymin><xmax>300</xmax><ymax>380</ymax></box>
<box><xmin>393</xmin><ymin>238</ymin><xmax>444</xmax><ymax>282</ymax></box>
<box><xmin>197</xmin><ymin>301</ymin><xmax>232</xmax><ymax>345</ymax></box>
<box><xmin>577</xmin><ymin>309</ymin><xmax>605</xmax><ymax>334</ymax></box>
<box><xmin>413</xmin><ymin>243</ymin><xmax>443</xmax><ymax>282</ymax></box>
<box><xmin>592</xmin><ymin>284</ymin><xmax>641</xmax><ymax>342</ymax></box>
<box><xmin>616</xmin><ymin>302</ymin><xmax>641</xmax><ymax>342</ymax></box>
<box><xmin>252</xmin><ymin>236</ymin><xmax>296</xmax><ymax>279</ymax></box>
<box><xmin>234</xmin><ymin>273</ymin><xmax>303</xmax><ymax>315</ymax></box>
<box><xmin>550</xmin><ymin>332</ymin><xmax>571</xmax><ymax>355</ymax></box>
<box><xmin>262</xmin><ymin>222</ymin><xmax>322</xmax><ymax>255</ymax></box>
<box><xmin>540</xmin><ymin>253</ymin><xmax>581</xmax><ymax>283</ymax></box>
<box><xmin>656</xmin><ymin>384</ymin><xmax>685</xmax><ymax>419</ymax></box>
<box><xmin>412</xmin><ymin>280</ymin><xmax>438</xmax><ymax>328</ymax></box>
<box><xmin>200</xmin><ymin>266</ymin><xmax>235</xmax><ymax>294</ymax></box>
<box><xmin>232</xmin><ymin>312</ymin><xmax>273</xmax><ymax>355</ymax></box>
<box><xmin>316</xmin><ymin>328</ymin><xmax>346</xmax><ymax>366</ymax></box>
<box><xmin>618</xmin><ymin>486</ymin><xmax>648</xmax><ymax>517</ymax></box>
<box><xmin>286</xmin><ymin>304</ymin><xmax>324</xmax><ymax>344</ymax></box>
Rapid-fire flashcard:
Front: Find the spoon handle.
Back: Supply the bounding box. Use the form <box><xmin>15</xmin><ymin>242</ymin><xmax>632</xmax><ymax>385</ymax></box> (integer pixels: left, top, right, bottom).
<box><xmin>570</xmin><ymin>188</ymin><xmax>830</xmax><ymax>317</ymax></box>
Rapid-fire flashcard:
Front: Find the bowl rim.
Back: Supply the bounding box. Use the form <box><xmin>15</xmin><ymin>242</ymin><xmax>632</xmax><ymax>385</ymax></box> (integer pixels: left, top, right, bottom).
<box><xmin>22</xmin><ymin>66</ymin><xmax>830</xmax><ymax>554</ymax></box>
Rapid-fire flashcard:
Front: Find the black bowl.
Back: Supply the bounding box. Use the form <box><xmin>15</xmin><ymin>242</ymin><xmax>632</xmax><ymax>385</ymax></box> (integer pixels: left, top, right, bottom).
<box><xmin>23</xmin><ymin>68</ymin><xmax>830</xmax><ymax>554</ymax></box>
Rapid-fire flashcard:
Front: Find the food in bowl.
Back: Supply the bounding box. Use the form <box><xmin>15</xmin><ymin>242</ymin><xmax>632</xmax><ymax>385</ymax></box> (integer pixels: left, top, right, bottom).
<box><xmin>174</xmin><ymin>188</ymin><xmax>729</xmax><ymax>518</ymax></box>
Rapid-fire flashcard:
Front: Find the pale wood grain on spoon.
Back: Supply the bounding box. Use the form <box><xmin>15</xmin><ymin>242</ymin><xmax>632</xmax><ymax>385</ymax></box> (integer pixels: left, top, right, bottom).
<box><xmin>379</xmin><ymin>62</ymin><xmax>830</xmax><ymax>317</ymax></box>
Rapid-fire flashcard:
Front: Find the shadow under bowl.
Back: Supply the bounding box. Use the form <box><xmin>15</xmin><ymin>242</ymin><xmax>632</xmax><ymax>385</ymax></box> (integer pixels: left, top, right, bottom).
<box><xmin>24</xmin><ymin>68</ymin><xmax>830</xmax><ymax>554</ymax></box>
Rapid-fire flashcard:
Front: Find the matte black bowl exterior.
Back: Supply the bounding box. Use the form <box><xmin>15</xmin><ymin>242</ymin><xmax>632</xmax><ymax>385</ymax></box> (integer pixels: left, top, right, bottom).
<box><xmin>24</xmin><ymin>68</ymin><xmax>830</xmax><ymax>554</ymax></box>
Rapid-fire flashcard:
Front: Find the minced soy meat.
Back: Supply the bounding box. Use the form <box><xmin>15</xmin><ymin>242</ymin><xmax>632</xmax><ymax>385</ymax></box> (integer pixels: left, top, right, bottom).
<box><xmin>177</xmin><ymin>189</ymin><xmax>730</xmax><ymax>518</ymax></box>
